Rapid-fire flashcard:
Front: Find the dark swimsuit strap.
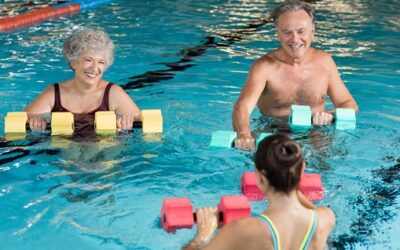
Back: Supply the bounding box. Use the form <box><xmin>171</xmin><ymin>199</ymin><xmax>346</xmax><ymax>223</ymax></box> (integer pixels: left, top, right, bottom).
<box><xmin>53</xmin><ymin>83</ymin><xmax>63</xmax><ymax>111</ymax></box>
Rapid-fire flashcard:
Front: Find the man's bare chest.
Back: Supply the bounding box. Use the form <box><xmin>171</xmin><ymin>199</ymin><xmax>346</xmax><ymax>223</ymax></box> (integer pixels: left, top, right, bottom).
<box><xmin>262</xmin><ymin>74</ymin><xmax>328</xmax><ymax>109</ymax></box>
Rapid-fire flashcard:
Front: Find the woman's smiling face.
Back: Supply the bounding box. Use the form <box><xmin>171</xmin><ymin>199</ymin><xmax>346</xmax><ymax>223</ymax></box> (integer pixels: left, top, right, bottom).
<box><xmin>72</xmin><ymin>50</ymin><xmax>107</xmax><ymax>86</ymax></box>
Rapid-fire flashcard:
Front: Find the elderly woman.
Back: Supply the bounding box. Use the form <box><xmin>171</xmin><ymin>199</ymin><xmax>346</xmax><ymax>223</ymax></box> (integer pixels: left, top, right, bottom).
<box><xmin>183</xmin><ymin>134</ymin><xmax>336</xmax><ymax>250</ymax></box>
<box><xmin>25</xmin><ymin>28</ymin><xmax>140</xmax><ymax>133</ymax></box>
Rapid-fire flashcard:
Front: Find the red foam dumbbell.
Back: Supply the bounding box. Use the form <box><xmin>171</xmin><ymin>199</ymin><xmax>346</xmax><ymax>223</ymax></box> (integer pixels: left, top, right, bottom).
<box><xmin>160</xmin><ymin>196</ymin><xmax>251</xmax><ymax>233</ymax></box>
<box><xmin>241</xmin><ymin>172</ymin><xmax>324</xmax><ymax>201</ymax></box>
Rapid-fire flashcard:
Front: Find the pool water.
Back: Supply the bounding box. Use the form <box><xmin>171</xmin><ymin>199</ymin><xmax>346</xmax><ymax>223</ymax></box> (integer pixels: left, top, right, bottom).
<box><xmin>1</xmin><ymin>0</ymin><xmax>399</xmax><ymax>249</ymax></box>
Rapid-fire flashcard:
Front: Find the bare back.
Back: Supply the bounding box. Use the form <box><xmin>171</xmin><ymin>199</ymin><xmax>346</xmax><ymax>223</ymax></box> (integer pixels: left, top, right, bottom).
<box><xmin>205</xmin><ymin>207</ymin><xmax>335</xmax><ymax>250</ymax></box>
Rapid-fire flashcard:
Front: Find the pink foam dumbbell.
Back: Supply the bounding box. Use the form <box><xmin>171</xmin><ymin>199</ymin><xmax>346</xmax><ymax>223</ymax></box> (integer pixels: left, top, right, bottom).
<box><xmin>241</xmin><ymin>172</ymin><xmax>324</xmax><ymax>201</ymax></box>
<box><xmin>161</xmin><ymin>196</ymin><xmax>251</xmax><ymax>233</ymax></box>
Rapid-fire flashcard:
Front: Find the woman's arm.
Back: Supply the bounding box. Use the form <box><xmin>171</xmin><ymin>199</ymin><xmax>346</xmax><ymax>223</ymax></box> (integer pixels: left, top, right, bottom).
<box><xmin>108</xmin><ymin>84</ymin><xmax>141</xmax><ymax>130</ymax></box>
<box><xmin>24</xmin><ymin>85</ymin><xmax>54</xmax><ymax>131</ymax></box>
<box><xmin>297</xmin><ymin>191</ymin><xmax>317</xmax><ymax>209</ymax></box>
<box><xmin>182</xmin><ymin>207</ymin><xmax>252</xmax><ymax>250</ymax></box>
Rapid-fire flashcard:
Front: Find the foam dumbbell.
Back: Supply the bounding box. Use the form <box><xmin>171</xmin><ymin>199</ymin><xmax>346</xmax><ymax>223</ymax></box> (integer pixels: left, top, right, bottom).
<box><xmin>4</xmin><ymin>111</ymin><xmax>74</xmax><ymax>136</ymax></box>
<box><xmin>160</xmin><ymin>196</ymin><xmax>251</xmax><ymax>233</ymax></box>
<box><xmin>209</xmin><ymin>131</ymin><xmax>273</xmax><ymax>148</ymax></box>
<box><xmin>289</xmin><ymin>104</ymin><xmax>356</xmax><ymax>130</ymax></box>
<box><xmin>4</xmin><ymin>112</ymin><xmax>28</xmax><ymax>133</ymax></box>
<box><xmin>94</xmin><ymin>109</ymin><xmax>163</xmax><ymax>134</ymax></box>
<box><xmin>241</xmin><ymin>172</ymin><xmax>324</xmax><ymax>201</ymax></box>
<box><xmin>51</xmin><ymin>112</ymin><xmax>74</xmax><ymax>135</ymax></box>
<box><xmin>334</xmin><ymin>108</ymin><xmax>356</xmax><ymax>129</ymax></box>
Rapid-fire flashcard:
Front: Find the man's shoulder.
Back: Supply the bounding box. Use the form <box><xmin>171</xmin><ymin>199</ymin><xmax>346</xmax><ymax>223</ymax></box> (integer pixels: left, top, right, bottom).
<box><xmin>261</xmin><ymin>49</ymin><xmax>280</xmax><ymax>61</ymax></box>
<box><xmin>253</xmin><ymin>50</ymin><xmax>280</xmax><ymax>68</ymax></box>
<box><xmin>311</xmin><ymin>48</ymin><xmax>334</xmax><ymax>62</ymax></box>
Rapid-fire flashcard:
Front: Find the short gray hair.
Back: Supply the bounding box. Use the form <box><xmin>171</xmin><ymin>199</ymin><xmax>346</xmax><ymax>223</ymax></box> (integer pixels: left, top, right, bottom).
<box><xmin>63</xmin><ymin>28</ymin><xmax>115</xmax><ymax>70</ymax></box>
<box><xmin>272</xmin><ymin>0</ymin><xmax>315</xmax><ymax>26</ymax></box>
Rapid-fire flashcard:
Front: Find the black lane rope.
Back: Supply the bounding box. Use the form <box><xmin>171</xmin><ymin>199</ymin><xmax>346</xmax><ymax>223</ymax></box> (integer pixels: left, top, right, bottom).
<box><xmin>119</xmin><ymin>0</ymin><xmax>322</xmax><ymax>90</ymax></box>
<box><xmin>120</xmin><ymin>14</ymin><xmax>271</xmax><ymax>90</ymax></box>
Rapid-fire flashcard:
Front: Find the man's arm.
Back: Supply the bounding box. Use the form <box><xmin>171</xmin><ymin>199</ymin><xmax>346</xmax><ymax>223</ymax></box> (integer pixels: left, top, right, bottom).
<box><xmin>312</xmin><ymin>53</ymin><xmax>358</xmax><ymax>125</ymax></box>
<box><xmin>232</xmin><ymin>59</ymin><xmax>268</xmax><ymax>151</ymax></box>
<box><xmin>326</xmin><ymin>55</ymin><xmax>358</xmax><ymax>111</ymax></box>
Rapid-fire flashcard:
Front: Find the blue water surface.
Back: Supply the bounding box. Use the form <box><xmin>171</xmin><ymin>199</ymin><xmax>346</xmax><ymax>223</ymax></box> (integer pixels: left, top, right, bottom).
<box><xmin>0</xmin><ymin>0</ymin><xmax>399</xmax><ymax>249</ymax></box>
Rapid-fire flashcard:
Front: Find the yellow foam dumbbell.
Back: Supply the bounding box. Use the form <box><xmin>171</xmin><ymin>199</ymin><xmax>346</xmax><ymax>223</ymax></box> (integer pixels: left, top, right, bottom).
<box><xmin>51</xmin><ymin>112</ymin><xmax>74</xmax><ymax>135</ymax></box>
<box><xmin>95</xmin><ymin>111</ymin><xmax>117</xmax><ymax>134</ymax></box>
<box><xmin>4</xmin><ymin>112</ymin><xmax>28</xmax><ymax>133</ymax></box>
<box><xmin>141</xmin><ymin>109</ymin><xmax>163</xmax><ymax>133</ymax></box>
<box><xmin>94</xmin><ymin>110</ymin><xmax>163</xmax><ymax>134</ymax></box>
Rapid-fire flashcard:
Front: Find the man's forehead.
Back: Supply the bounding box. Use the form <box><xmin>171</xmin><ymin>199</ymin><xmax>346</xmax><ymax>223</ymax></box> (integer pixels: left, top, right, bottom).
<box><xmin>276</xmin><ymin>10</ymin><xmax>313</xmax><ymax>27</ymax></box>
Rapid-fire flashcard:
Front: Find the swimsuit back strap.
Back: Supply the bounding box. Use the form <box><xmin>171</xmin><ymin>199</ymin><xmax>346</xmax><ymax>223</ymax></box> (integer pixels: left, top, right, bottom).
<box><xmin>256</xmin><ymin>214</ymin><xmax>281</xmax><ymax>250</ymax></box>
<box><xmin>103</xmin><ymin>82</ymin><xmax>114</xmax><ymax>110</ymax></box>
<box><xmin>299</xmin><ymin>210</ymin><xmax>318</xmax><ymax>250</ymax></box>
<box><xmin>52</xmin><ymin>83</ymin><xmax>62</xmax><ymax>111</ymax></box>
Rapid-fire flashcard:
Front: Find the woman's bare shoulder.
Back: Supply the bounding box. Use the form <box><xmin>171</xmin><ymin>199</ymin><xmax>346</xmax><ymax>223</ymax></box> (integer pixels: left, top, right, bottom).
<box><xmin>315</xmin><ymin>207</ymin><xmax>336</xmax><ymax>232</ymax></box>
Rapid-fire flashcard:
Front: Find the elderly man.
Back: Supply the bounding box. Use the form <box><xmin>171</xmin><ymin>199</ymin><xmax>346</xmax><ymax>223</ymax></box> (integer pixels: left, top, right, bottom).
<box><xmin>232</xmin><ymin>0</ymin><xmax>358</xmax><ymax>151</ymax></box>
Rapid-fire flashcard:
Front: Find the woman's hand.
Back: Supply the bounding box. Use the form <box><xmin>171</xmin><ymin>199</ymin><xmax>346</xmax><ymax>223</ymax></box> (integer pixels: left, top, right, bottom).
<box><xmin>116</xmin><ymin>115</ymin><xmax>135</xmax><ymax>131</ymax></box>
<box><xmin>194</xmin><ymin>207</ymin><xmax>219</xmax><ymax>244</ymax></box>
<box><xmin>28</xmin><ymin>115</ymin><xmax>47</xmax><ymax>132</ymax></box>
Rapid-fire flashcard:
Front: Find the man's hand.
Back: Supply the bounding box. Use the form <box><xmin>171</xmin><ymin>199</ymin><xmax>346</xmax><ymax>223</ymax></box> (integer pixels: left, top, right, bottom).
<box><xmin>28</xmin><ymin>115</ymin><xmax>47</xmax><ymax>132</ymax></box>
<box><xmin>234</xmin><ymin>133</ymin><xmax>256</xmax><ymax>151</ymax></box>
<box><xmin>312</xmin><ymin>111</ymin><xmax>333</xmax><ymax>126</ymax></box>
<box><xmin>117</xmin><ymin>115</ymin><xmax>134</xmax><ymax>131</ymax></box>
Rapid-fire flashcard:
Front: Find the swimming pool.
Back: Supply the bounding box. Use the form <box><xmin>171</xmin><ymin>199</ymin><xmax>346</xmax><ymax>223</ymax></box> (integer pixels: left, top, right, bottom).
<box><xmin>0</xmin><ymin>0</ymin><xmax>399</xmax><ymax>249</ymax></box>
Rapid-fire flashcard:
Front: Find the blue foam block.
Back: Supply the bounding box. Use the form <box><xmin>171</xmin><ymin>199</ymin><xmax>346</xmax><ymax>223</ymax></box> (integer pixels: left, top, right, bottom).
<box><xmin>256</xmin><ymin>132</ymin><xmax>273</xmax><ymax>148</ymax></box>
<box><xmin>335</xmin><ymin>108</ymin><xmax>356</xmax><ymax>129</ymax></box>
<box><xmin>209</xmin><ymin>130</ymin><xmax>237</xmax><ymax>148</ymax></box>
<box><xmin>289</xmin><ymin>105</ymin><xmax>312</xmax><ymax>128</ymax></box>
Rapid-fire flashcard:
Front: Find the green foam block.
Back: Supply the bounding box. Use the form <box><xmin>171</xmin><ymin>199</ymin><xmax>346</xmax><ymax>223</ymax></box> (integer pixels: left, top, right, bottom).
<box><xmin>289</xmin><ymin>105</ymin><xmax>312</xmax><ymax>128</ymax></box>
<box><xmin>209</xmin><ymin>130</ymin><xmax>237</xmax><ymax>148</ymax></box>
<box><xmin>256</xmin><ymin>132</ymin><xmax>273</xmax><ymax>148</ymax></box>
<box><xmin>335</xmin><ymin>108</ymin><xmax>356</xmax><ymax>129</ymax></box>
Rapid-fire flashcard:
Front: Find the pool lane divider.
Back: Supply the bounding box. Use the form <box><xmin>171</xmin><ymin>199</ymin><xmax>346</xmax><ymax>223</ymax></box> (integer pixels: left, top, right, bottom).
<box><xmin>54</xmin><ymin>0</ymin><xmax>112</xmax><ymax>10</ymax></box>
<box><xmin>0</xmin><ymin>0</ymin><xmax>112</xmax><ymax>32</ymax></box>
<box><xmin>120</xmin><ymin>15</ymin><xmax>271</xmax><ymax>90</ymax></box>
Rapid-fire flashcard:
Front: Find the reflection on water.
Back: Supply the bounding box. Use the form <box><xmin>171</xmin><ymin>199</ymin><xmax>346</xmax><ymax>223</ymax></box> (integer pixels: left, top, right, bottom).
<box><xmin>0</xmin><ymin>0</ymin><xmax>399</xmax><ymax>249</ymax></box>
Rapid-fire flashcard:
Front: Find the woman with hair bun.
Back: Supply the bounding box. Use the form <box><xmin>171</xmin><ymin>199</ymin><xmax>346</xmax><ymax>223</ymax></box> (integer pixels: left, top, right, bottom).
<box><xmin>184</xmin><ymin>134</ymin><xmax>335</xmax><ymax>250</ymax></box>
<box><xmin>25</xmin><ymin>28</ymin><xmax>140</xmax><ymax>134</ymax></box>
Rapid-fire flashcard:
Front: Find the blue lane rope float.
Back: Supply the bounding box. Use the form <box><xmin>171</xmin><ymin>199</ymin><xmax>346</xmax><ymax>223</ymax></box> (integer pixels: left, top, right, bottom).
<box><xmin>52</xmin><ymin>0</ymin><xmax>112</xmax><ymax>11</ymax></box>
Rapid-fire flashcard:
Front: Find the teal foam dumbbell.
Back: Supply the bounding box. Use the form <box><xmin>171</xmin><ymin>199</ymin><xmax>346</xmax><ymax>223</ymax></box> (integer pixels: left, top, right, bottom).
<box><xmin>209</xmin><ymin>131</ymin><xmax>272</xmax><ymax>148</ymax></box>
<box><xmin>289</xmin><ymin>105</ymin><xmax>356</xmax><ymax>130</ymax></box>
<box><xmin>289</xmin><ymin>105</ymin><xmax>312</xmax><ymax>129</ymax></box>
<box><xmin>209</xmin><ymin>130</ymin><xmax>237</xmax><ymax>148</ymax></box>
<box><xmin>334</xmin><ymin>108</ymin><xmax>356</xmax><ymax>129</ymax></box>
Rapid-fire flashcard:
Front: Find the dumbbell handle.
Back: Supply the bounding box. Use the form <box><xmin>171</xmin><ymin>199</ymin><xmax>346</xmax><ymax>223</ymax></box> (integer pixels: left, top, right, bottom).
<box><xmin>24</xmin><ymin>123</ymin><xmax>52</xmax><ymax>132</ymax></box>
<box><xmin>24</xmin><ymin>121</ymin><xmax>143</xmax><ymax>131</ymax></box>
<box><xmin>132</xmin><ymin>121</ymin><xmax>142</xmax><ymax>129</ymax></box>
<box><xmin>193</xmin><ymin>211</ymin><xmax>224</xmax><ymax>223</ymax></box>
<box><xmin>310</xmin><ymin>116</ymin><xmax>336</xmax><ymax>124</ymax></box>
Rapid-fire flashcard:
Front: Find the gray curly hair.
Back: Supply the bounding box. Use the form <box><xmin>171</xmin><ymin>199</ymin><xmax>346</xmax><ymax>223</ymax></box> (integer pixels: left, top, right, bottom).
<box><xmin>63</xmin><ymin>28</ymin><xmax>115</xmax><ymax>70</ymax></box>
<box><xmin>272</xmin><ymin>0</ymin><xmax>315</xmax><ymax>27</ymax></box>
